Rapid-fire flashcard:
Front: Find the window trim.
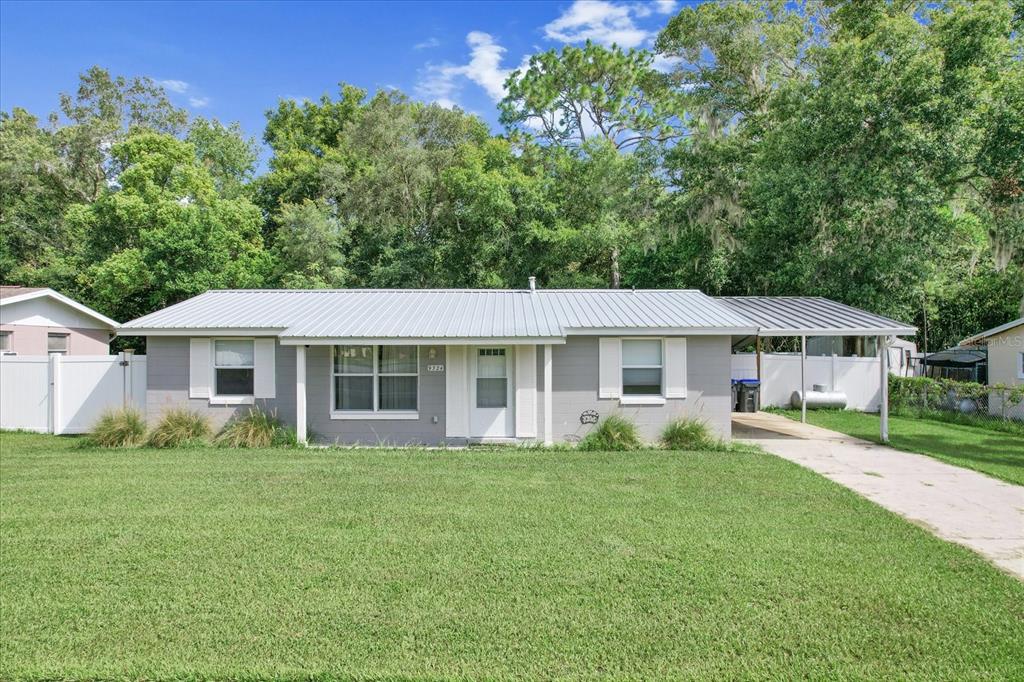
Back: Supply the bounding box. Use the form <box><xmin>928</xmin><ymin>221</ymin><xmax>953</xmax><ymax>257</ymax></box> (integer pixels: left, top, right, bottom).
<box><xmin>330</xmin><ymin>345</ymin><xmax>420</xmax><ymax>420</ymax></box>
<box><xmin>0</xmin><ymin>331</ymin><xmax>10</xmax><ymax>353</ymax></box>
<box><xmin>1018</xmin><ymin>351</ymin><xmax>1024</xmax><ymax>380</ymax></box>
<box><xmin>47</xmin><ymin>332</ymin><xmax>69</xmax><ymax>355</ymax></box>
<box><xmin>210</xmin><ymin>337</ymin><xmax>256</xmax><ymax>405</ymax></box>
<box><xmin>620</xmin><ymin>337</ymin><xmax>665</xmax><ymax>405</ymax></box>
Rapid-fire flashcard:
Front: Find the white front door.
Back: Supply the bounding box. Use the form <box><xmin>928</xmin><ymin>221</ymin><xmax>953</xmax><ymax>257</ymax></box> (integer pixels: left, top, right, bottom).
<box><xmin>470</xmin><ymin>346</ymin><xmax>514</xmax><ymax>438</ymax></box>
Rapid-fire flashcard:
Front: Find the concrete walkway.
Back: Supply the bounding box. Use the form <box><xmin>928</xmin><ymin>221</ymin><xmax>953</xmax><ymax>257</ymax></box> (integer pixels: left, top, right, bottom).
<box><xmin>733</xmin><ymin>412</ymin><xmax>1024</xmax><ymax>579</ymax></box>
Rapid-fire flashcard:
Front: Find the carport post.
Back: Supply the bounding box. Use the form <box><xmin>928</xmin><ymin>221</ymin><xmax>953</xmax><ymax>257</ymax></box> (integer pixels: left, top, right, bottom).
<box><xmin>800</xmin><ymin>335</ymin><xmax>807</xmax><ymax>423</ymax></box>
<box><xmin>879</xmin><ymin>335</ymin><xmax>889</xmax><ymax>443</ymax></box>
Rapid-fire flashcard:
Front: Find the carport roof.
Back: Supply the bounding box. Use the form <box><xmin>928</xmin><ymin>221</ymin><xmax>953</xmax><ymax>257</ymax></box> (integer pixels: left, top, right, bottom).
<box><xmin>717</xmin><ymin>297</ymin><xmax>916</xmax><ymax>337</ymax></box>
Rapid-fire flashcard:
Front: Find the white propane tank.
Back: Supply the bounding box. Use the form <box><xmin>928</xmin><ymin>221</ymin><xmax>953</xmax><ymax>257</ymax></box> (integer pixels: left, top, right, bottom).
<box><xmin>791</xmin><ymin>384</ymin><xmax>848</xmax><ymax>410</ymax></box>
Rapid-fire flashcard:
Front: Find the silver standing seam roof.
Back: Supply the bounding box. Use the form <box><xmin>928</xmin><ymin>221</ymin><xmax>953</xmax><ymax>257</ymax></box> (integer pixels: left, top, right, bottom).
<box><xmin>119</xmin><ymin>289</ymin><xmax>915</xmax><ymax>340</ymax></box>
<box><xmin>717</xmin><ymin>296</ymin><xmax>916</xmax><ymax>336</ymax></box>
<box><xmin>119</xmin><ymin>289</ymin><xmax>759</xmax><ymax>341</ymax></box>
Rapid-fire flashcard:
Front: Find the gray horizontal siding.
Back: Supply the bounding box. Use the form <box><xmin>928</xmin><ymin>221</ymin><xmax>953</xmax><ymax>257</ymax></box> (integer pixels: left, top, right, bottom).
<box><xmin>146</xmin><ymin>336</ymin><xmax>295</xmax><ymax>430</ymax></box>
<box><xmin>147</xmin><ymin>335</ymin><xmax>733</xmax><ymax>446</ymax></box>
<box><xmin>536</xmin><ymin>336</ymin><xmax>732</xmax><ymax>444</ymax></box>
<box><xmin>305</xmin><ymin>345</ymin><xmax>447</xmax><ymax>446</ymax></box>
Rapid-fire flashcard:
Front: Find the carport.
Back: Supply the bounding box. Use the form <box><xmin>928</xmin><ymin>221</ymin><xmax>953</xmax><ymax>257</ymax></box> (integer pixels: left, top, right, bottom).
<box><xmin>717</xmin><ymin>297</ymin><xmax>917</xmax><ymax>443</ymax></box>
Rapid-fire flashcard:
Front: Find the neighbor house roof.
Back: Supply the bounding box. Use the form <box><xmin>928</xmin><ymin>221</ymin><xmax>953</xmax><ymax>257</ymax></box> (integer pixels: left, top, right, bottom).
<box><xmin>120</xmin><ymin>289</ymin><xmax>759</xmax><ymax>342</ymax></box>
<box><xmin>717</xmin><ymin>296</ymin><xmax>916</xmax><ymax>336</ymax></box>
<box><xmin>0</xmin><ymin>286</ymin><xmax>118</xmax><ymax>328</ymax></box>
<box><xmin>959</xmin><ymin>318</ymin><xmax>1024</xmax><ymax>346</ymax></box>
<box><xmin>0</xmin><ymin>286</ymin><xmax>45</xmax><ymax>300</ymax></box>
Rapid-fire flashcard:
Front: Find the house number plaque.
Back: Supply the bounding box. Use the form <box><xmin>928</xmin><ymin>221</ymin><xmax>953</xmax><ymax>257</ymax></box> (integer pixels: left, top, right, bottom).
<box><xmin>427</xmin><ymin>364</ymin><xmax>444</xmax><ymax>372</ymax></box>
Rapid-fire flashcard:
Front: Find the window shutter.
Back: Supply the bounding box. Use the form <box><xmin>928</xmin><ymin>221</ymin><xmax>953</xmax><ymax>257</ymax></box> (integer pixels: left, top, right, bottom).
<box><xmin>598</xmin><ymin>338</ymin><xmax>621</xmax><ymax>399</ymax></box>
<box><xmin>664</xmin><ymin>337</ymin><xmax>687</xmax><ymax>399</ymax></box>
<box><xmin>445</xmin><ymin>346</ymin><xmax>469</xmax><ymax>437</ymax></box>
<box><xmin>254</xmin><ymin>338</ymin><xmax>276</xmax><ymax>399</ymax></box>
<box><xmin>515</xmin><ymin>345</ymin><xmax>537</xmax><ymax>438</ymax></box>
<box><xmin>189</xmin><ymin>338</ymin><xmax>211</xmax><ymax>399</ymax></box>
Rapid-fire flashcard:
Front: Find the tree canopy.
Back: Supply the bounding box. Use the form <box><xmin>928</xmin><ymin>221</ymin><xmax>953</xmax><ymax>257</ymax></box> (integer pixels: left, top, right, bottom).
<box><xmin>2</xmin><ymin>0</ymin><xmax>1021</xmax><ymax>351</ymax></box>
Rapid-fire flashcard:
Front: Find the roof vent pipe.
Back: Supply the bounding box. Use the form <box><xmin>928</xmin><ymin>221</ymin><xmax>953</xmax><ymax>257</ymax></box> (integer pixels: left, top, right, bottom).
<box><xmin>528</xmin><ymin>276</ymin><xmax>536</xmax><ymax>292</ymax></box>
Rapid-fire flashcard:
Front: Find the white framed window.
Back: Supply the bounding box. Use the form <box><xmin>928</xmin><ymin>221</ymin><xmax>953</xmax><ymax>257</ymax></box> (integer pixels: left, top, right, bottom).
<box><xmin>213</xmin><ymin>339</ymin><xmax>255</xmax><ymax>398</ymax></box>
<box><xmin>332</xmin><ymin>345</ymin><xmax>418</xmax><ymax>417</ymax></box>
<box><xmin>47</xmin><ymin>333</ymin><xmax>69</xmax><ymax>355</ymax></box>
<box><xmin>0</xmin><ymin>331</ymin><xmax>10</xmax><ymax>352</ymax></box>
<box><xmin>1018</xmin><ymin>352</ymin><xmax>1024</xmax><ymax>380</ymax></box>
<box><xmin>476</xmin><ymin>348</ymin><xmax>508</xmax><ymax>408</ymax></box>
<box><xmin>621</xmin><ymin>339</ymin><xmax>663</xmax><ymax>397</ymax></box>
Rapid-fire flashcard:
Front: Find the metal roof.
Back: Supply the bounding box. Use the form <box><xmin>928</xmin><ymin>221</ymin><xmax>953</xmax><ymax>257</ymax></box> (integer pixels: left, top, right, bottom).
<box><xmin>120</xmin><ymin>289</ymin><xmax>758</xmax><ymax>340</ymax></box>
<box><xmin>717</xmin><ymin>297</ymin><xmax>916</xmax><ymax>336</ymax></box>
<box><xmin>959</xmin><ymin>317</ymin><xmax>1023</xmax><ymax>346</ymax></box>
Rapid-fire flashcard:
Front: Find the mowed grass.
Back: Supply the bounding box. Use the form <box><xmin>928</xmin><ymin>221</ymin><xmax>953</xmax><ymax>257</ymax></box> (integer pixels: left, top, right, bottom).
<box><xmin>773</xmin><ymin>408</ymin><xmax>1024</xmax><ymax>486</ymax></box>
<box><xmin>1</xmin><ymin>432</ymin><xmax>1022</xmax><ymax>680</ymax></box>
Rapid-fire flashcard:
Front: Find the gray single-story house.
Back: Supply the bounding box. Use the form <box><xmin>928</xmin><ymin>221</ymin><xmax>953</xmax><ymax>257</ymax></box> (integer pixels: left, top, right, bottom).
<box><xmin>119</xmin><ymin>288</ymin><xmax>914</xmax><ymax>445</ymax></box>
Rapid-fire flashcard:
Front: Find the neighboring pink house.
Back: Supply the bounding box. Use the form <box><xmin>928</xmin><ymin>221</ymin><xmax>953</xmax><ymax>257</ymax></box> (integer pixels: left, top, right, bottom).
<box><xmin>0</xmin><ymin>286</ymin><xmax>118</xmax><ymax>355</ymax></box>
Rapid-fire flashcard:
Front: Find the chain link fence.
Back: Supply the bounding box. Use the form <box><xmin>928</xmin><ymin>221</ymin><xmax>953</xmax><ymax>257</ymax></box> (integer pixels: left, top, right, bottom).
<box><xmin>889</xmin><ymin>376</ymin><xmax>1024</xmax><ymax>432</ymax></box>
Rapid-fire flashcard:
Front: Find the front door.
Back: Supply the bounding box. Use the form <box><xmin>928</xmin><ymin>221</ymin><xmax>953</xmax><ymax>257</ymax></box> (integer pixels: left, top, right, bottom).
<box><xmin>470</xmin><ymin>347</ymin><xmax>514</xmax><ymax>438</ymax></box>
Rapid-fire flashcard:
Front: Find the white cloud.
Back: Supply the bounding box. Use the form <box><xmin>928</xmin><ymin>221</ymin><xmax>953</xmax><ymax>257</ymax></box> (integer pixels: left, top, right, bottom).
<box><xmin>654</xmin><ymin>0</ymin><xmax>677</xmax><ymax>14</ymax></box>
<box><xmin>414</xmin><ymin>37</ymin><xmax>441</xmax><ymax>50</ymax></box>
<box><xmin>158</xmin><ymin>79</ymin><xmax>190</xmax><ymax>94</ymax></box>
<box><xmin>188</xmin><ymin>96</ymin><xmax>210</xmax><ymax>108</ymax></box>
<box><xmin>417</xmin><ymin>31</ymin><xmax>521</xmax><ymax>107</ymax></box>
<box><xmin>544</xmin><ymin>0</ymin><xmax>650</xmax><ymax>48</ymax></box>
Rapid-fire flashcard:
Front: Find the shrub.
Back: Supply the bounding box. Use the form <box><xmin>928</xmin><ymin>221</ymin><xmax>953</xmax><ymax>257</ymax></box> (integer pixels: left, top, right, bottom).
<box><xmin>661</xmin><ymin>417</ymin><xmax>724</xmax><ymax>451</ymax></box>
<box><xmin>215</xmin><ymin>406</ymin><xmax>290</xmax><ymax>448</ymax></box>
<box><xmin>577</xmin><ymin>415</ymin><xmax>641</xmax><ymax>451</ymax></box>
<box><xmin>90</xmin><ymin>408</ymin><xmax>146</xmax><ymax>448</ymax></box>
<box><xmin>147</xmin><ymin>409</ymin><xmax>212</xmax><ymax>448</ymax></box>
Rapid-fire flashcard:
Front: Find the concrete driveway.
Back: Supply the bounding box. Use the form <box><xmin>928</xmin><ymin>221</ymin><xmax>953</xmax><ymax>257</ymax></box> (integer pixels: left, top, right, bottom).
<box><xmin>734</xmin><ymin>412</ymin><xmax>1024</xmax><ymax>579</ymax></box>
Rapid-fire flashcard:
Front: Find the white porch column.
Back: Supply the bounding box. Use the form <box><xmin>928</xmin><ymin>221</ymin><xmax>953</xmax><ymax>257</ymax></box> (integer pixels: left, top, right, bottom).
<box><xmin>543</xmin><ymin>344</ymin><xmax>553</xmax><ymax>445</ymax></box>
<box><xmin>879</xmin><ymin>335</ymin><xmax>889</xmax><ymax>443</ymax></box>
<box><xmin>800</xmin><ymin>335</ymin><xmax>807</xmax><ymax>424</ymax></box>
<box><xmin>296</xmin><ymin>345</ymin><xmax>307</xmax><ymax>445</ymax></box>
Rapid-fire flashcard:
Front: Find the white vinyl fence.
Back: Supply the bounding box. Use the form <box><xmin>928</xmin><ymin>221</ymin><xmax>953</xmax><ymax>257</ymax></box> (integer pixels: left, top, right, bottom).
<box><xmin>0</xmin><ymin>353</ymin><xmax>146</xmax><ymax>434</ymax></box>
<box><xmin>732</xmin><ymin>353</ymin><xmax>882</xmax><ymax>411</ymax></box>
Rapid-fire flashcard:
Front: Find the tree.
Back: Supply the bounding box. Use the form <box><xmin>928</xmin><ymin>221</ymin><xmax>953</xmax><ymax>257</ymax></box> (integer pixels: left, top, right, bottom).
<box><xmin>270</xmin><ymin>200</ymin><xmax>347</xmax><ymax>288</ymax></box>
<box><xmin>186</xmin><ymin>117</ymin><xmax>259</xmax><ymax>199</ymax></box>
<box><xmin>70</xmin><ymin>132</ymin><xmax>270</xmax><ymax>322</ymax></box>
<box><xmin>500</xmin><ymin>41</ymin><xmax>678</xmax><ymax>150</ymax></box>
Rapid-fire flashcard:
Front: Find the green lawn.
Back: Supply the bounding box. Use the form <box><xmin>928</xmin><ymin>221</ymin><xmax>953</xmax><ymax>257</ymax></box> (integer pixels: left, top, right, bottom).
<box><xmin>2</xmin><ymin>432</ymin><xmax>1022</xmax><ymax>680</ymax></box>
<box><xmin>772</xmin><ymin>409</ymin><xmax>1024</xmax><ymax>486</ymax></box>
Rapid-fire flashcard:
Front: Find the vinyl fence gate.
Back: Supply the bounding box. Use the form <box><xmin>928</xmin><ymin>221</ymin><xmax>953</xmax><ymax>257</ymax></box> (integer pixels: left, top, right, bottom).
<box><xmin>0</xmin><ymin>352</ymin><xmax>146</xmax><ymax>434</ymax></box>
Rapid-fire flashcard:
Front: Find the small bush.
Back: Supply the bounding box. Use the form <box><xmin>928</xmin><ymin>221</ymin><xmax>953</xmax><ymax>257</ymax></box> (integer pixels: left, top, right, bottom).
<box><xmin>147</xmin><ymin>409</ymin><xmax>212</xmax><ymax>448</ymax></box>
<box><xmin>90</xmin><ymin>408</ymin><xmax>146</xmax><ymax>448</ymax></box>
<box><xmin>578</xmin><ymin>415</ymin><xmax>641</xmax><ymax>451</ymax></box>
<box><xmin>661</xmin><ymin>417</ymin><xmax>724</xmax><ymax>451</ymax></box>
<box><xmin>215</xmin><ymin>406</ymin><xmax>290</xmax><ymax>448</ymax></box>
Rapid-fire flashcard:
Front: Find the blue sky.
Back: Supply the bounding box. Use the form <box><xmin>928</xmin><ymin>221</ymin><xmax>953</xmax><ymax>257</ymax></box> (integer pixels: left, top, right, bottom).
<box><xmin>1</xmin><ymin>0</ymin><xmax>685</xmax><ymax>153</ymax></box>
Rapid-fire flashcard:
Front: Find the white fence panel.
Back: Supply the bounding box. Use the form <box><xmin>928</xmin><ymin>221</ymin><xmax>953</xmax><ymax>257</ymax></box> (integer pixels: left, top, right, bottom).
<box><xmin>731</xmin><ymin>353</ymin><xmax>881</xmax><ymax>411</ymax></box>
<box><xmin>0</xmin><ymin>353</ymin><xmax>146</xmax><ymax>434</ymax></box>
<box><xmin>0</xmin><ymin>356</ymin><xmax>51</xmax><ymax>432</ymax></box>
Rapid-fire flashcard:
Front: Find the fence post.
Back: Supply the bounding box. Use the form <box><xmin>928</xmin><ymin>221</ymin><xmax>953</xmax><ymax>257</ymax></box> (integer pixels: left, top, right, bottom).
<box><xmin>49</xmin><ymin>353</ymin><xmax>62</xmax><ymax>435</ymax></box>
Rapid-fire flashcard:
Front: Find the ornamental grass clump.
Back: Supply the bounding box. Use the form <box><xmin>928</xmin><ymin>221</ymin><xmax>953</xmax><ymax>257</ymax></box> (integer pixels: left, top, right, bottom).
<box><xmin>577</xmin><ymin>415</ymin><xmax>641</xmax><ymax>451</ymax></box>
<box><xmin>661</xmin><ymin>417</ymin><xmax>725</xmax><ymax>451</ymax></box>
<box><xmin>215</xmin><ymin>406</ymin><xmax>289</xmax><ymax>448</ymax></box>
<box><xmin>89</xmin><ymin>408</ymin><xmax>147</xmax><ymax>448</ymax></box>
<box><xmin>147</xmin><ymin>408</ymin><xmax>212</xmax><ymax>448</ymax></box>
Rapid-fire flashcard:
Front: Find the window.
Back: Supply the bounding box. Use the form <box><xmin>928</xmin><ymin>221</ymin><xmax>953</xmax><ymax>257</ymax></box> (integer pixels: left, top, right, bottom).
<box><xmin>333</xmin><ymin>345</ymin><xmax>418</xmax><ymax>413</ymax></box>
<box><xmin>47</xmin><ymin>333</ymin><xmax>68</xmax><ymax>355</ymax></box>
<box><xmin>621</xmin><ymin>339</ymin><xmax>662</xmax><ymax>396</ymax></box>
<box><xmin>476</xmin><ymin>348</ymin><xmax>507</xmax><ymax>408</ymax></box>
<box><xmin>0</xmin><ymin>331</ymin><xmax>10</xmax><ymax>352</ymax></box>
<box><xmin>213</xmin><ymin>339</ymin><xmax>254</xmax><ymax>396</ymax></box>
<box><xmin>1019</xmin><ymin>352</ymin><xmax>1024</xmax><ymax>380</ymax></box>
